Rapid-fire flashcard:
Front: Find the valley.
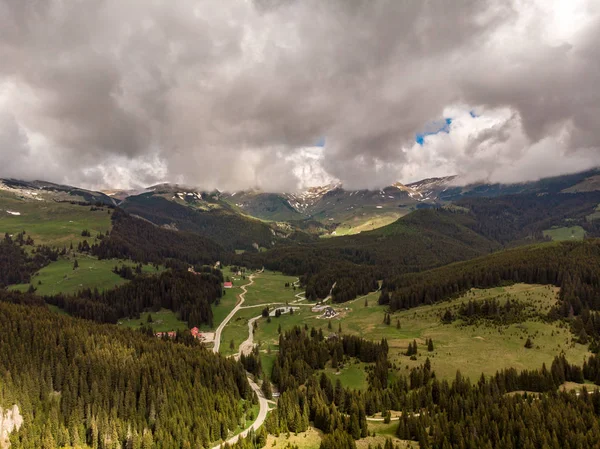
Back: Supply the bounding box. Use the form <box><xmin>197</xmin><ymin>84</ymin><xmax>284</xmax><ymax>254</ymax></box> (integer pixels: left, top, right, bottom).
<box><xmin>3</xmin><ymin>170</ymin><xmax>600</xmax><ymax>448</ymax></box>
<box><xmin>3</xmin><ymin>4</ymin><xmax>599</xmax><ymax>447</ymax></box>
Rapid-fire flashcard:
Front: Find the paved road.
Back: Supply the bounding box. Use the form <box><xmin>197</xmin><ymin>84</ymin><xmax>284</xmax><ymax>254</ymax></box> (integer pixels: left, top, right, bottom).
<box><xmin>210</xmin><ymin>269</ymin><xmax>270</xmax><ymax>449</ymax></box>
<box><xmin>211</xmin><ymin>376</ymin><xmax>269</xmax><ymax>449</ymax></box>
<box><xmin>212</xmin><ymin>275</ymin><xmax>255</xmax><ymax>354</ymax></box>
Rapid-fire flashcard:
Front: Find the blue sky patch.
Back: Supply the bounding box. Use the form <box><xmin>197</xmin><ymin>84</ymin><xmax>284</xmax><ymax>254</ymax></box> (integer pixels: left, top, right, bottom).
<box><xmin>415</xmin><ymin>118</ymin><xmax>452</xmax><ymax>145</ymax></box>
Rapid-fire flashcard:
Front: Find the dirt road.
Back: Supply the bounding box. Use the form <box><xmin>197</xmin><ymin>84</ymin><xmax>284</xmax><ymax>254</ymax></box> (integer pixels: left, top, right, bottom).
<box><xmin>235</xmin><ymin>315</ymin><xmax>262</xmax><ymax>360</ymax></box>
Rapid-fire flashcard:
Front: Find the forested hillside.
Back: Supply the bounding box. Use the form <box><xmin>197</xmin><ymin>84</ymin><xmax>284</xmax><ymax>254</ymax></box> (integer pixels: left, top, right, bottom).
<box><xmin>91</xmin><ymin>208</ymin><xmax>226</xmax><ymax>265</ymax></box>
<box><xmin>456</xmin><ymin>191</ymin><xmax>600</xmax><ymax>243</ymax></box>
<box><xmin>0</xmin><ymin>234</ymin><xmax>59</xmax><ymax>287</ymax></box>
<box><xmin>46</xmin><ymin>268</ymin><xmax>223</xmax><ymax>327</ymax></box>
<box><xmin>0</xmin><ymin>300</ymin><xmax>252</xmax><ymax>449</ymax></box>
<box><xmin>263</xmin><ymin>326</ymin><xmax>600</xmax><ymax>449</ymax></box>
<box><xmin>121</xmin><ymin>193</ymin><xmax>279</xmax><ymax>251</ymax></box>
<box><xmin>379</xmin><ymin>239</ymin><xmax>600</xmax><ymax>355</ymax></box>
<box><xmin>239</xmin><ymin>209</ymin><xmax>499</xmax><ymax>301</ymax></box>
<box><xmin>380</xmin><ymin>239</ymin><xmax>600</xmax><ymax>316</ymax></box>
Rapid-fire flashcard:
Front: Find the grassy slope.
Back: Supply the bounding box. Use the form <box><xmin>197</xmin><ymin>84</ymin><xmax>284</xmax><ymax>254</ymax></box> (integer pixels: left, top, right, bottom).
<box><xmin>386</xmin><ymin>284</ymin><xmax>589</xmax><ymax>381</ymax></box>
<box><xmin>223</xmin><ymin>192</ymin><xmax>305</xmax><ymax>222</ymax></box>
<box><xmin>253</xmin><ymin>284</ymin><xmax>590</xmax><ymax>384</ymax></box>
<box><xmin>121</xmin><ymin>193</ymin><xmax>276</xmax><ymax>251</ymax></box>
<box><xmin>0</xmin><ymin>191</ymin><xmax>150</xmax><ymax>297</ymax></box>
<box><xmin>543</xmin><ymin>225</ymin><xmax>586</xmax><ymax>241</ymax></box>
<box><xmin>328</xmin><ymin>210</ymin><xmax>406</xmax><ymax>237</ymax></box>
<box><xmin>220</xmin><ymin>307</ymin><xmax>262</xmax><ymax>357</ymax></box>
<box><xmin>586</xmin><ymin>204</ymin><xmax>600</xmax><ymax>222</ymax></box>
<box><xmin>243</xmin><ymin>271</ymin><xmax>299</xmax><ymax>305</ymax></box>
<box><xmin>119</xmin><ymin>309</ymin><xmax>188</xmax><ymax>333</ymax></box>
<box><xmin>9</xmin><ymin>256</ymin><xmax>162</xmax><ymax>295</ymax></box>
<box><xmin>218</xmin><ymin>270</ymin><xmax>300</xmax><ymax>356</ymax></box>
<box><xmin>266</xmin><ymin>422</ymin><xmax>415</xmax><ymax>449</ymax></box>
<box><xmin>0</xmin><ymin>191</ymin><xmax>111</xmax><ymax>247</ymax></box>
<box><xmin>201</xmin><ymin>266</ymin><xmax>251</xmax><ymax>332</ymax></box>
<box><xmin>324</xmin><ymin>361</ymin><xmax>368</xmax><ymax>391</ymax></box>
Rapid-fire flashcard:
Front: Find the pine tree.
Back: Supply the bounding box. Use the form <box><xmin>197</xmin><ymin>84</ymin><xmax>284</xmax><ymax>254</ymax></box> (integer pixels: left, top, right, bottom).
<box><xmin>261</xmin><ymin>379</ymin><xmax>273</xmax><ymax>399</ymax></box>
<box><xmin>427</xmin><ymin>338</ymin><xmax>434</xmax><ymax>352</ymax></box>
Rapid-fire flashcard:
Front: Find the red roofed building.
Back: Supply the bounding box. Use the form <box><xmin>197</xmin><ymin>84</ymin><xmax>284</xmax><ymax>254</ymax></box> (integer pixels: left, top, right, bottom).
<box><xmin>156</xmin><ymin>331</ymin><xmax>177</xmax><ymax>339</ymax></box>
<box><xmin>223</xmin><ymin>282</ymin><xmax>233</xmax><ymax>289</ymax></box>
<box><xmin>190</xmin><ymin>327</ymin><xmax>200</xmax><ymax>338</ymax></box>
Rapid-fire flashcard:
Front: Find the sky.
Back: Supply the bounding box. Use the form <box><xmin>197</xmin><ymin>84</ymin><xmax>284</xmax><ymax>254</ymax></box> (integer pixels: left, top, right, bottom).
<box><xmin>0</xmin><ymin>0</ymin><xmax>599</xmax><ymax>192</ymax></box>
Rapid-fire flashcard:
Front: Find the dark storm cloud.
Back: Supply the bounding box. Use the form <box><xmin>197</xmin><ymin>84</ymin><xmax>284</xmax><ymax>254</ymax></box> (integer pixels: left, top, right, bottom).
<box><xmin>0</xmin><ymin>0</ymin><xmax>598</xmax><ymax>190</ymax></box>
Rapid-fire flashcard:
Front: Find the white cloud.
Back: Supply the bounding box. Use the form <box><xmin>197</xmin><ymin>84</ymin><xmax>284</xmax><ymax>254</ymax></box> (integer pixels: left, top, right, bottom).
<box><xmin>0</xmin><ymin>0</ymin><xmax>598</xmax><ymax>190</ymax></box>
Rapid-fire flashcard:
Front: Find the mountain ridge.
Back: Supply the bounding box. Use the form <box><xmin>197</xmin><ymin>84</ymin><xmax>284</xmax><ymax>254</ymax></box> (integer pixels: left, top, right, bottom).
<box><xmin>4</xmin><ymin>168</ymin><xmax>600</xmax><ymax>239</ymax></box>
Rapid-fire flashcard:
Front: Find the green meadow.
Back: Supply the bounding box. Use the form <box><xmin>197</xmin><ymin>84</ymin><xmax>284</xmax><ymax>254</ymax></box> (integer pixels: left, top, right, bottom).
<box><xmin>10</xmin><ymin>256</ymin><xmax>162</xmax><ymax>295</ymax></box>
<box><xmin>119</xmin><ymin>309</ymin><xmax>188</xmax><ymax>333</ymax></box>
<box><xmin>220</xmin><ymin>307</ymin><xmax>263</xmax><ymax>357</ymax></box>
<box><xmin>0</xmin><ymin>192</ymin><xmax>112</xmax><ymax>247</ymax></box>
<box><xmin>252</xmin><ymin>283</ymin><xmax>590</xmax><ymax>384</ymax></box>
<box><xmin>242</xmin><ymin>270</ymin><xmax>300</xmax><ymax>305</ymax></box>
<box><xmin>542</xmin><ymin>225</ymin><xmax>586</xmax><ymax>241</ymax></box>
<box><xmin>266</xmin><ymin>422</ymin><xmax>415</xmax><ymax>449</ymax></box>
<box><xmin>323</xmin><ymin>361</ymin><xmax>369</xmax><ymax>391</ymax></box>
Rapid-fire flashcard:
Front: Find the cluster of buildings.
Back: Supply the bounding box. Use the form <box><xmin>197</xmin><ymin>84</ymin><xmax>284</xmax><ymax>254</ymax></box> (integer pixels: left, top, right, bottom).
<box><xmin>155</xmin><ymin>331</ymin><xmax>177</xmax><ymax>339</ymax></box>
<box><xmin>155</xmin><ymin>327</ymin><xmax>208</xmax><ymax>340</ymax></box>
<box><xmin>310</xmin><ymin>304</ymin><xmax>337</xmax><ymax>318</ymax></box>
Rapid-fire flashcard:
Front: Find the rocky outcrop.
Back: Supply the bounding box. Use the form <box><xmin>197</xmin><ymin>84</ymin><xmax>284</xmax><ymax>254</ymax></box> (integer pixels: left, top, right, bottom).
<box><xmin>0</xmin><ymin>405</ymin><xmax>22</xmax><ymax>449</ymax></box>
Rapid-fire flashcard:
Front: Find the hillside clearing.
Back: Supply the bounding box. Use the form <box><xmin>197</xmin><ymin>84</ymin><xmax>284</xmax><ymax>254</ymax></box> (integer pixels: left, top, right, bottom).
<box><xmin>9</xmin><ymin>257</ymin><xmax>162</xmax><ymax>295</ymax></box>
<box><xmin>253</xmin><ymin>284</ymin><xmax>591</xmax><ymax>384</ymax></box>
<box><xmin>0</xmin><ymin>191</ymin><xmax>112</xmax><ymax>247</ymax></box>
<box><xmin>543</xmin><ymin>225</ymin><xmax>585</xmax><ymax>241</ymax></box>
<box><xmin>119</xmin><ymin>308</ymin><xmax>188</xmax><ymax>333</ymax></box>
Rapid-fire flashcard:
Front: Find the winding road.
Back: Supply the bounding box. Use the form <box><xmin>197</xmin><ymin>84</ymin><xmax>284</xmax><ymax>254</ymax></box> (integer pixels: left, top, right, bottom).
<box><xmin>210</xmin><ymin>376</ymin><xmax>269</xmax><ymax>449</ymax></box>
<box><xmin>210</xmin><ymin>275</ymin><xmax>339</xmax><ymax>448</ymax></box>
<box><xmin>211</xmin><ymin>270</ymin><xmax>270</xmax><ymax>449</ymax></box>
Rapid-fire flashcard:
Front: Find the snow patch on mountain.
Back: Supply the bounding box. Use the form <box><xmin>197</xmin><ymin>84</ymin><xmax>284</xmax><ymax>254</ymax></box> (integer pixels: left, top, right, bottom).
<box><xmin>283</xmin><ymin>183</ymin><xmax>342</xmax><ymax>213</ymax></box>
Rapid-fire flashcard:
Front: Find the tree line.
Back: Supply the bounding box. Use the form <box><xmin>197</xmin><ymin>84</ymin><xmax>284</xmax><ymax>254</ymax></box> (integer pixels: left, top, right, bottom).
<box><xmin>45</xmin><ymin>269</ymin><xmax>223</xmax><ymax>327</ymax></box>
<box><xmin>238</xmin><ymin>209</ymin><xmax>499</xmax><ymax>303</ymax></box>
<box><xmin>380</xmin><ymin>240</ymin><xmax>600</xmax><ymax>322</ymax></box>
<box><xmin>0</xmin><ymin>299</ymin><xmax>252</xmax><ymax>448</ymax></box>
<box><xmin>395</xmin><ymin>354</ymin><xmax>600</xmax><ymax>448</ymax></box>
<box><xmin>0</xmin><ymin>233</ymin><xmax>58</xmax><ymax>287</ymax></box>
<box><xmin>91</xmin><ymin>208</ymin><xmax>227</xmax><ymax>266</ymax></box>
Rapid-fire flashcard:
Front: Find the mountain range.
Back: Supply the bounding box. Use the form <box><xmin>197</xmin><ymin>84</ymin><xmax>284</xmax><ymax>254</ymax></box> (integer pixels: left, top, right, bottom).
<box><xmin>3</xmin><ymin>168</ymin><xmax>600</xmax><ymax>244</ymax></box>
